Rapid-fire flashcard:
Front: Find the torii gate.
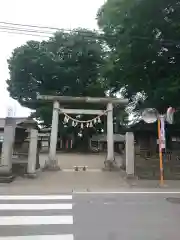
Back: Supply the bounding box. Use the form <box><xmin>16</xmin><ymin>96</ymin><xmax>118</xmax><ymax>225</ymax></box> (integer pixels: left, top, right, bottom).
<box><xmin>37</xmin><ymin>95</ymin><xmax>128</xmax><ymax>170</ymax></box>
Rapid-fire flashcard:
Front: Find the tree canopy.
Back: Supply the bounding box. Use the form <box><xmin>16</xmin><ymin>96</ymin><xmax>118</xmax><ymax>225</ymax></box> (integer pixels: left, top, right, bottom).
<box><xmin>97</xmin><ymin>0</ymin><xmax>180</xmax><ymax>115</ymax></box>
<box><xmin>7</xmin><ymin>29</ymin><xmax>107</xmax><ymax>125</ymax></box>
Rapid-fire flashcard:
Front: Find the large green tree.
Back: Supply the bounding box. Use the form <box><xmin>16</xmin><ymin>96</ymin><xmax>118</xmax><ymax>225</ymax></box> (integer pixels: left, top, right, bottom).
<box><xmin>7</xmin><ymin>29</ymin><xmax>107</xmax><ymax>125</ymax></box>
<box><xmin>97</xmin><ymin>0</ymin><xmax>180</xmax><ymax>115</ymax></box>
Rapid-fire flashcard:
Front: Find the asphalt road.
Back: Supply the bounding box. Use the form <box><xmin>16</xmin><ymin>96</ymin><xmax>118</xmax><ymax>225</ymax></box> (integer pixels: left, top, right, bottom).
<box><xmin>0</xmin><ymin>192</ymin><xmax>180</xmax><ymax>239</ymax></box>
<box><xmin>74</xmin><ymin>192</ymin><xmax>180</xmax><ymax>239</ymax></box>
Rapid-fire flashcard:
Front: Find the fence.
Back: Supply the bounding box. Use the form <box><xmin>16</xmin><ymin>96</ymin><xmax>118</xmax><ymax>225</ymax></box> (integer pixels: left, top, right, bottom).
<box><xmin>135</xmin><ymin>149</ymin><xmax>180</xmax><ymax>179</ymax></box>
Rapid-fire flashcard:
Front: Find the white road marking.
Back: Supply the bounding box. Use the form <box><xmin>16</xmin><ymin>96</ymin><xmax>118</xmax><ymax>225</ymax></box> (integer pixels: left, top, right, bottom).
<box><xmin>0</xmin><ymin>234</ymin><xmax>74</xmax><ymax>240</ymax></box>
<box><xmin>0</xmin><ymin>195</ymin><xmax>72</xmax><ymax>200</ymax></box>
<box><xmin>0</xmin><ymin>215</ymin><xmax>73</xmax><ymax>225</ymax></box>
<box><xmin>0</xmin><ymin>204</ymin><xmax>72</xmax><ymax>210</ymax></box>
<box><xmin>104</xmin><ymin>202</ymin><xmax>113</xmax><ymax>205</ymax></box>
<box><xmin>74</xmin><ymin>191</ymin><xmax>180</xmax><ymax>194</ymax></box>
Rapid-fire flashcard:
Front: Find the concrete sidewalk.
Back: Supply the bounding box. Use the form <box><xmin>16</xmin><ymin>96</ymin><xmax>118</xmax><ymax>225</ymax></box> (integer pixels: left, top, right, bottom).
<box><xmin>0</xmin><ymin>171</ymin><xmax>129</xmax><ymax>194</ymax></box>
<box><xmin>126</xmin><ymin>178</ymin><xmax>180</xmax><ymax>189</ymax></box>
<box><xmin>0</xmin><ymin>169</ymin><xmax>179</xmax><ymax>195</ymax></box>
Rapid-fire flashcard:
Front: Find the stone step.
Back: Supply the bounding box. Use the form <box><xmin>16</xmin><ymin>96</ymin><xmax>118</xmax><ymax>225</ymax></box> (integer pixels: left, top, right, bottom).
<box><xmin>0</xmin><ymin>174</ymin><xmax>15</xmax><ymax>183</ymax></box>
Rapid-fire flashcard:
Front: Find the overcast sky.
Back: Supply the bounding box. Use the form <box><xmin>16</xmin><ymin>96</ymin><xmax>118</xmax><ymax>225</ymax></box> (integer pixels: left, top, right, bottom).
<box><xmin>0</xmin><ymin>0</ymin><xmax>105</xmax><ymax>118</ymax></box>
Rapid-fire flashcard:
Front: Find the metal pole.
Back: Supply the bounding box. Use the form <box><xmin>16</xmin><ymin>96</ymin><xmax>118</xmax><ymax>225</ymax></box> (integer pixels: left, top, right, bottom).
<box><xmin>157</xmin><ymin>118</ymin><xmax>164</xmax><ymax>185</ymax></box>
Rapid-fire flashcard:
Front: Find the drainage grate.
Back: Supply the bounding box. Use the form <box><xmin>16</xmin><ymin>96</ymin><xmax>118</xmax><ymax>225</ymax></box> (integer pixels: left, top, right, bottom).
<box><xmin>166</xmin><ymin>197</ymin><xmax>180</xmax><ymax>204</ymax></box>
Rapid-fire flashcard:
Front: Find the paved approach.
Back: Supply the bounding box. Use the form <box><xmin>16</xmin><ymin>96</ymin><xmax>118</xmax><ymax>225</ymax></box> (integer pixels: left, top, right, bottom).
<box><xmin>0</xmin><ymin>192</ymin><xmax>180</xmax><ymax>239</ymax></box>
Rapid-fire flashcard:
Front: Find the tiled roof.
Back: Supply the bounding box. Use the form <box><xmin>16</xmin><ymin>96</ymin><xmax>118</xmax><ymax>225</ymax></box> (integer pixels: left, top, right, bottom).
<box><xmin>91</xmin><ymin>134</ymin><xmax>125</xmax><ymax>142</ymax></box>
<box><xmin>0</xmin><ymin>117</ymin><xmax>35</xmax><ymax>128</ymax></box>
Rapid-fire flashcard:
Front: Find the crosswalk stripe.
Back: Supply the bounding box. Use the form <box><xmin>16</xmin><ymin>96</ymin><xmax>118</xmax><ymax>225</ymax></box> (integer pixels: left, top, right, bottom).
<box><xmin>0</xmin><ymin>195</ymin><xmax>74</xmax><ymax>238</ymax></box>
<box><xmin>0</xmin><ymin>204</ymin><xmax>72</xmax><ymax>210</ymax></box>
<box><xmin>0</xmin><ymin>195</ymin><xmax>72</xmax><ymax>200</ymax></box>
<box><xmin>0</xmin><ymin>234</ymin><xmax>74</xmax><ymax>240</ymax></box>
<box><xmin>0</xmin><ymin>215</ymin><xmax>73</xmax><ymax>225</ymax></box>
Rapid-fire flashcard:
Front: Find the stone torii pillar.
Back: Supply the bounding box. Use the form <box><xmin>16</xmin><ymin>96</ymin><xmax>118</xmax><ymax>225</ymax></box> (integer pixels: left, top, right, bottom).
<box><xmin>106</xmin><ymin>102</ymin><xmax>114</xmax><ymax>161</ymax></box>
<box><xmin>44</xmin><ymin>101</ymin><xmax>60</xmax><ymax>170</ymax></box>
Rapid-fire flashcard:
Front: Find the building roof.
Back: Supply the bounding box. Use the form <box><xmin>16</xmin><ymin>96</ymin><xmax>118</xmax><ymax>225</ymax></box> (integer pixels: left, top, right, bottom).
<box><xmin>0</xmin><ymin>117</ymin><xmax>37</xmax><ymax>129</ymax></box>
<box><xmin>91</xmin><ymin>134</ymin><xmax>125</xmax><ymax>142</ymax></box>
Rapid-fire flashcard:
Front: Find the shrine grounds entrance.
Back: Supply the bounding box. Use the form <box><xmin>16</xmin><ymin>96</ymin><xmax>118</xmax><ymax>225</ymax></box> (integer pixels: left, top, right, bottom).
<box><xmin>37</xmin><ymin>95</ymin><xmax>128</xmax><ymax>171</ymax></box>
<box><xmin>39</xmin><ymin>152</ymin><xmax>124</xmax><ymax>171</ymax></box>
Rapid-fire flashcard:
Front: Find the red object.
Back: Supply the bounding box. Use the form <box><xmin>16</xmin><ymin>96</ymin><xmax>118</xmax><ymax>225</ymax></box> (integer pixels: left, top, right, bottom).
<box><xmin>66</xmin><ymin>140</ymin><xmax>68</xmax><ymax>149</ymax></box>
